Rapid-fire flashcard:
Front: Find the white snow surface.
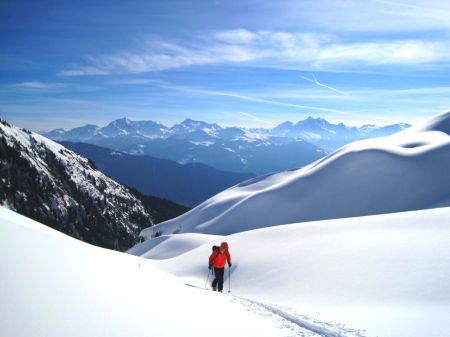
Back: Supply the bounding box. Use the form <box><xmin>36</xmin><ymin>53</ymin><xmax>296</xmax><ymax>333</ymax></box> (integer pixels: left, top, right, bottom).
<box><xmin>1</xmin><ymin>207</ymin><xmax>326</xmax><ymax>337</ymax></box>
<box><xmin>142</xmin><ymin>111</ymin><xmax>450</xmax><ymax>238</ymax></box>
<box><xmin>127</xmin><ymin>232</ymin><xmax>224</xmax><ymax>259</ymax></box>
<box><xmin>134</xmin><ymin>206</ymin><xmax>450</xmax><ymax>337</ymax></box>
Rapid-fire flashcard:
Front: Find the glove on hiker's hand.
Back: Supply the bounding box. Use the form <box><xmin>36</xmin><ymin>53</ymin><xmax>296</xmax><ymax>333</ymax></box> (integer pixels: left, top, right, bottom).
<box><xmin>208</xmin><ymin>264</ymin><xmax>212</xmax><ymax>270</ymax></box>
<box><xmin>228</xmin><ymin>262</ymin><xmax>232</xmax><ymax>268</ymax></box>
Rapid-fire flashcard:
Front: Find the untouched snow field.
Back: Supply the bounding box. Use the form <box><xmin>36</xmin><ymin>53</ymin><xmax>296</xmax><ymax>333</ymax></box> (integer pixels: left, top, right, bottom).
<box><xmin>133</xmin><ymin>206</ymin><xmax>450</xmax><ymax>337</ymax></box>
<box><xmin>1</xmin><ymin>207</ymin><xmax>365</xmax><ymax>337</ymax></box>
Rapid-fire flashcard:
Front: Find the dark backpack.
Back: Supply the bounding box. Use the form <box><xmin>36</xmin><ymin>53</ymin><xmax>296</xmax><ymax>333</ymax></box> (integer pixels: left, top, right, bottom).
<box><xmin>211</xmin><ymin>245</ymin><xmax>220</xmax><ymax>263</ymax></box>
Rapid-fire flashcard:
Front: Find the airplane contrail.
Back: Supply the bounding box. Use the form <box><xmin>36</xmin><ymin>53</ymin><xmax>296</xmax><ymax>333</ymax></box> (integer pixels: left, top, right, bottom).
<box><xmin>300</xmin><ymin>74</ymin><xmax>346</xmax><ymax>95</ymax></box>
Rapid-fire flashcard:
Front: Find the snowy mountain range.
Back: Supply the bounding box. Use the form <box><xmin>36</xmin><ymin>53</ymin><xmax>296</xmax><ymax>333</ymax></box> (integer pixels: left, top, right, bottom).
<box><xmin>140</xmin><ymin>111</ymin><xmax>450</xmax><ymax>237</ymax></box>
<box><xmin>270</xmin><ymin>116</ymin><xmax>411</xmax><ymax>150</ymax></box>
<box><xmin>61</xmin><ymin>141</ymin><xmax>255</xmax><ymax>207</ymax></box>
<box><xmin>44</xmin><ymin>117</ymin><xmax>409</xmax><ymax>174</ymax></box>
<box><xmin>0</xmin><ymin>120</ymin><xmax>188</xmax><ymax>250</ymax></box>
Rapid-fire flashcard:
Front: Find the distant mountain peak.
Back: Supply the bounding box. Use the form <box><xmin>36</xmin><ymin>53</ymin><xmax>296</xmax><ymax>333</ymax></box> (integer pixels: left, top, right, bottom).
<box><xmin>180</xmin><ymin>118</ymin><xmax>221</xmax><ymax>129</ymax></box>
<box><xmin>109</xmin><ymin>117</ymin><xmax>133</xmax><ymax>127</ymax></box>
<box><xmin>307</xmin><ymin>116</ymin><xmax>325</xmax><ymax>121</ymax></box>
<box><xmin>296</xmin><ymin>116</ymin><xmax>331</xmax><ymax>128</ymax></box>
<box><xmin>79</xmin><ymin>124</ymin><xmax>100</xmax><ymax>130</ymax></box>
<box><xmin>181</xmin><ymin>118</ymin><xmax>197</xmax><ymax>124</ymax></box>
<box><xmin>275</xmin><ymin>121</ymin><xmax>294</xmax><ymax>128</ymax></box>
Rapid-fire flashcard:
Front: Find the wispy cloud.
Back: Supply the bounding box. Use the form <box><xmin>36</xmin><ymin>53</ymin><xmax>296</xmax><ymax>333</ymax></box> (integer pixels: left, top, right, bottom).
<box><xmin>287</xmin><ymin>0</ymin><xmax>450</xmax><ymax>33</ymax></box>
<box><xmin>60</xmin><ymin>29</ymin><xmax>450</xmax><ymax>76</ymax></box>
<box><xmin>316</xmin><ymin>40</ymin><xmax>448</xmax><ymax>67</ymax></box>
<box><xmin>60</xmin><ymin>39</ymin><xmax>258</xmax><ymax>76</ymax></box>
<box><xmin>373</xmin><ymin>0</ymin><xmax>450</xmax><ymax>15</ymax></box>
<box><xmin>111</xmin><ymin>78</ymin><xmax>162</xmax><ymax>86</ymax></box>
<box><xmin>59</xmin><ymin>66</ymin><xmax>110</xmax><ymax>77</ymax></box>
<box><xmin>213</xmin><ymin>29</ymin><xmax>259</xmax><ymax>44</ymax></box>
<box><xmin>14</xmin><ymin>82</ymin><xmax>66</xmax><ymax>90</ymax></box>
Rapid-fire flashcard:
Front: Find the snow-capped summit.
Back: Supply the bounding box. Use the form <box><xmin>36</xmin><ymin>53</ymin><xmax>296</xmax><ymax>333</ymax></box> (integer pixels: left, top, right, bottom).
<box><xmin>142</xmin><ymin>111</ymin><xmax>450</xmax><ymax>238</ymax></box>
<box><xmin>46</xmin><ymin>124</ymin><xmax>101</xmax><ymax>141</ymax></box>
<box><xmin>217</xmin><ymin>126</ymin><xmax>247</xmax><ymax>141</ymax></box>
<box><xmin>42</xmin><ymin>127</ymin><xmax>66</xmax><ymax>139</ymax></box>
<box><xmin>132</xmin><ymin>120</ymin><xmax>168</xmax><ymax>137</ymax></box>
<box><xmin>269</xmin><ymin>121</ymin><xmax>294</xmax><ymax>137</ymax></box>
<box><xmin>101</xmin><ymin>117</ymin><xmax>137</xmax><ymax>137</ymax></box>
<box><xmin>170</xmin><ymin>119</ymin><xmax>223</xmax><ymax>138</ymax></box>
<box><xmin>181</xmin><ymin>118</ymin><xmax>222</xmax><ymax>130</ymax></box>
<box><xmin>102</xmin><ymin>118</ymin><xmax>168</xmax><ymax>138</ymax></box>
<box><xmin>295</xmin><ymin>116</ymin><xmax>333</xmax><ymax>128</ymax></box>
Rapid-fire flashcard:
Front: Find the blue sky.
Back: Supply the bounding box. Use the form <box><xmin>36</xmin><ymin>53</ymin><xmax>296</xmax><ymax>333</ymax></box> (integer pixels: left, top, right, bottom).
<box><xmin>1</xmin><ymin>0</ymin><xmax>450</xmax><ymax>131</ymax></box>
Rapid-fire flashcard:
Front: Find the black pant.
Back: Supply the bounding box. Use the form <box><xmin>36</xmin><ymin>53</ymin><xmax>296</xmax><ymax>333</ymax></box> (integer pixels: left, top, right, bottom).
<box><xmin>212</xmin><ymin>267</ymin><xmax>225</xmax><ymax>291</ymax></box>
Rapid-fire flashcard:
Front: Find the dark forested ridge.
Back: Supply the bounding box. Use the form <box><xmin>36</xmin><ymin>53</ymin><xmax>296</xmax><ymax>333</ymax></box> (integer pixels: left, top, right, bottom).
<box><xmin>0</xmin><ymin>120</ymin><xmax>188</xmax><ymax>251</ymax></box>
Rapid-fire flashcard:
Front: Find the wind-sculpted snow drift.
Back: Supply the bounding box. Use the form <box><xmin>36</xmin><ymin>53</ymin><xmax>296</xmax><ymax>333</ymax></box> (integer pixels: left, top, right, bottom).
<box><xmin>143</xmin><ymin>111</ymin><xmax>450</xmax><ymax>238</ymax></box>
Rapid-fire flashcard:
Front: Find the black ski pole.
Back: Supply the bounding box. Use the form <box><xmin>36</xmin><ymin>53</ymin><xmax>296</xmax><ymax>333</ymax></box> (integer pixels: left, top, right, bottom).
<box><xmin>205</xmin><ymin>267</ymin><xmax>212</xmax><ymax>289</ymax></box>
<box><xmin>228</xmin><ymin>265</ymin><xmax>231</xmax><ymax>293</ymax></box>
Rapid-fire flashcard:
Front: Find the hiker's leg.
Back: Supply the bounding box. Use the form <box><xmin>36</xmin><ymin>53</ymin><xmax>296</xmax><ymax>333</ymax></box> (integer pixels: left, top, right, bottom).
<box><xmin>216</xmin><ymin>268</ymin><xmax>225</xmax><ymax>292</ymax></box>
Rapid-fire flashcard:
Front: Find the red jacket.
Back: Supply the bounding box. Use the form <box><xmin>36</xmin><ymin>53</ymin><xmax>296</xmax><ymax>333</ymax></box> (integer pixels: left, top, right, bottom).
<box><xmin>209</xmin><ymin>242</ymin><xmax>231</xmax><ymax>268</ymax></box>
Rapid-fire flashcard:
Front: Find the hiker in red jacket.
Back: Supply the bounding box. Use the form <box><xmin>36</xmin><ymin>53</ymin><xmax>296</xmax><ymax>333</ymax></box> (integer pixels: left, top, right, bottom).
<box><xmin>208</xmin><ymin>242</ymin><xmax>232</xmax><ymax>292</ymax></box>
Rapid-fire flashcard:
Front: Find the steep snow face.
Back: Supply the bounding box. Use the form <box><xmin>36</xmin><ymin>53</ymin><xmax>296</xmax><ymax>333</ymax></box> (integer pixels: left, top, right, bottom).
<box><xmin>0</xmin><ymin>121</ymin><xmax>153</xmax><ymax>250</ymax></box>
<box><xmin>143</xmin><ymin>111</ymin><xmax>450</xmax><ymax>237</ymax></box>
<box><xmin>136</xmin><ymin>207</ymin><xmax>450</xmax><ymax>337</ymax></box>
<box><xmin>0</xmin><ymin>207</ymin><xmax>312</xmax><ymax>337</ymax></box>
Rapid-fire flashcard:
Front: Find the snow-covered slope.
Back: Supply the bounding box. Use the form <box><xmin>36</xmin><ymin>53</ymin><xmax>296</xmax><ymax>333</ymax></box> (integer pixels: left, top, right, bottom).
<box><xmin>132</xmin><ymin>206</ymin><xmax>450</xmax><ymax>337</ymax></box>
<box><xmin>0</xmin><ymin>207</ymin><xmax>316</xmax><ymax>337</ymax></box>
<box><xmin>143</xmin><ymin>111</ymin><xmax>450</xmax><ymax>238</ymax></box>
<box><xmin>0</xmin><ymin>120</ymin><xmax>154</xmax><ymax>250</ymax></box>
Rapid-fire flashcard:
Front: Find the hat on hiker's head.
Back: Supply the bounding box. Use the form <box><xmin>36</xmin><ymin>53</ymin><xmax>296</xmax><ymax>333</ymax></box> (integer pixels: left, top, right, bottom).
<box><xmin>220</xmin><ymin>242</ymin><xmax>228</xmax><ymax>250</ymax></box>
